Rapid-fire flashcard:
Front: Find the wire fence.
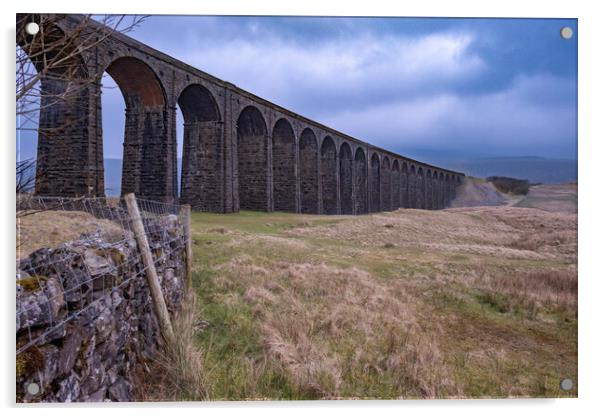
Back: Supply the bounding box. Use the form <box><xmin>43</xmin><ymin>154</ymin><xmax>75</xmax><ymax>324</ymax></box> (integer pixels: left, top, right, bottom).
<box><xmin>16</xmin><ymin>194</ymin><xmax>189</xmax><ymax>355</ymax></box>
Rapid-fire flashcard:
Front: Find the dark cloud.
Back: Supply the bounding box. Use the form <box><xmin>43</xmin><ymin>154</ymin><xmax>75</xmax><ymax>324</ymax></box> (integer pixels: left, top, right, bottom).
<box><xmin>19</xmin><ymin>16</ymin><xmax>577</xmax><ymax>162</ymax></box>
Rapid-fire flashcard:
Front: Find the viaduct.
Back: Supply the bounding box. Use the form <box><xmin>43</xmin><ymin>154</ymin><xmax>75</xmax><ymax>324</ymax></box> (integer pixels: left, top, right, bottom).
<box><xmin>18</xmin><ymin>14</ymin><xmax>464</xmax><ymax>214</ymax></box>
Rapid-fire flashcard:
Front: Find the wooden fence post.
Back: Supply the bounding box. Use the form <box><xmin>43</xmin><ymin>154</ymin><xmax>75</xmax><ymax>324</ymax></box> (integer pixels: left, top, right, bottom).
<box><xmin>124</xmin><ymin>193</ymin><xmax>175</xmax><ymax>345</ymax></box>
<box><xmin>182</xmin><ymin>204</ymin><xmax>193</xmax><ymax>291</ymax></box>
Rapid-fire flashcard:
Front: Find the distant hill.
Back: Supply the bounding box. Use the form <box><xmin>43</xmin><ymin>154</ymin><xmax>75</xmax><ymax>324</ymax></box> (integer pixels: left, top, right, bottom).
<box><xmin>396</xmin><ymin>151</ymin><xmax>577</xmax><ymax>184</ymax></box>
<box><xmin>445</xmin><ymin>157</ymin><xmax>577</xmax><ymax>184</ymax></box>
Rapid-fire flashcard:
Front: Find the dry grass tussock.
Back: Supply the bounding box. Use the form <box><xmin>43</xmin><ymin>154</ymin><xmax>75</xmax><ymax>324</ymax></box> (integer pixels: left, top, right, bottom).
<box><xmin>470</xmin><ymin>268</ymin><xmax>577</xmax><ymax>313</ymax></box>
<box><xmin>135</xmin><ymin>292</ymin><xmax>207</xmax><ymax>401</ymax></box>
<box><xmin>190</xmin><ymin>184</ymin><xmax>577</xmax><ymax>399</ymax></box>
<box><xmin>289</xmin><ymin>205</ymin><xmax>575</xmax><ymax>261</ymax></box>
<box><xmin>289</xmin><ymin>208</ymin><xmax>513</xmax><ymax>249</ymax></box>
<box><xmin>17</xmin><ymin>210</ymin><xmax>127</xmax><ymax>259</ymax></box>
<box><xmin>224</xmin><ymin>257</ymin><xmax>457</xmax><ymax>398</ymax></box>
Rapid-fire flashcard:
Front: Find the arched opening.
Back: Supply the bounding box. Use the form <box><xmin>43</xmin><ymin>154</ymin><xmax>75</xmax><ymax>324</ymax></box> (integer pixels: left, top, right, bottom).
<box><xmin>408</xmin><ymin>165</ymin><xmax>417</xmax><ymax>208</ymax></box>
<box><xmin>299</xmin><ymin>128</ymin><xmax>319</xmax><ymax>213</ymax></box>
<box><xmin>237</xmin><ymin>106</ymin><xmax>268</xmax><ymax>211</ymax></box>
<box><xmin>369</xmin><ymin>153</ymin><xmax>380</xmax><ymax>213</ymax></box>
<box><xmin>392</xmin><ymin>160</ymin><xmax>401</xmax><ymax>210</ymax></box>
<box><xmin>354</xmin><ymin>148</ymin><xmax>367</xmax><ymax>214</ymax></box>
<box><xmin>339</xmin><ymin>142</ymin><xmax>353</xmax><ymax>215</ymax></box>
<box><xmin>272</xmin><ymin>118</ymin><xmax>296</xmax><ymax>212</ymax></box>
<box><xmin>103</xmin><ymin>56</ymin><xmax>168</xmax><ymax>201</ymax></box>
<box><xmin>321</xmin><ymin>136</ymin><xmax>337</xmax><ymax>215</ymax></box>
<box><xmin>100</xmin><ymin>72</ymin><xmax>125</xmax><ymax>197</ymax></box>
<box><xmin>416</xmin><ymin>167</ymin><xmax>425</xmax><ymax>209</ymax></box>
<box><xmin>177</xmin><ymin>84</ymin><xmax>221</xmax><ymax>210</ymax></box>
<box><xmin>401</xmin><ymin>162</ymin><xmax>409</xmax><ymax>208</ymax></box>
<box><xmin>381</xmin><ymin>156</ymin><xmax>392</xmax><ymax>211</ymax></box>
<box><xmin>16</xmin><ymin>43</ymin><xmax>41</xmax><ymax>194</ymax></box>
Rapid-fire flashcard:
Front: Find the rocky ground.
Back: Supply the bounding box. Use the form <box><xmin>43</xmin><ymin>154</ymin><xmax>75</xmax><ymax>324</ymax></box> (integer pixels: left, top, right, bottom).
<box><xmin>450</xmin><ymin>177</ymin><xmax>509</xmax><ymax>208</ymax></box>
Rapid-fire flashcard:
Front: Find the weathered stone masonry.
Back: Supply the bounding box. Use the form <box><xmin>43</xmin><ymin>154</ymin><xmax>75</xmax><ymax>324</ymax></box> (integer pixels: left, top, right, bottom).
<box><xmin>16</xmin><ymin>215</ymin><xmax>186</xmax><ymax>402</ymax></box>
<box><xmin>21</xmin><ymin>14</ymin><xmax>464</xmax><ymax>213</ymax></box>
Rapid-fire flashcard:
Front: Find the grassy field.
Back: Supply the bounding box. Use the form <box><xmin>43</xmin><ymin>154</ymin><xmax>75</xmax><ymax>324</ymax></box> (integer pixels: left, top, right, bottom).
<box><xmin>178</xmin><ymin>185</ymin><xmax>577</xmax><ymax>400</ymax></box>
<box><xmin>514</xmin><ymin>183</ymin><xmax>577</xmax><ymax>213</ymax></box>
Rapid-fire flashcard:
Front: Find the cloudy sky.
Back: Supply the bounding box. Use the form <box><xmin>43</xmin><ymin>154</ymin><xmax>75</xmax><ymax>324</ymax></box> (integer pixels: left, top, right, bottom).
<box><xmin>18</xmin><ymin>16</ymin><xmax>578</xmax><ymax>163</ymax></box>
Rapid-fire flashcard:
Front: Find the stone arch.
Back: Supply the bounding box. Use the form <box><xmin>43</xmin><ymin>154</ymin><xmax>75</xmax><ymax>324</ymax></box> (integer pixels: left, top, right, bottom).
<box><xmin>237</xmin><ymin>106</ymin><xmax>269</xmax><ymax>211</ymax></box>
<box><xmin>321</xmin><ymin>136</ymin><xmax>338</xmax><ymax>215</ymax></box>
<box><xmin>106</xmin><ymin>57</ymin><xmax>166</xmax><ymax>108</ymax></box>
<box><xmin>408</xmin><ymin>165</ymin><xmax>417</xmax><ymax>208</ymax></box>
<box><xmin>104</xmin><ymin>56</ymin><xmax>169</xmax><ymax>201</ymax></box>
<box><xmin>370</xmin><ymin>153</ymin><xmax>381</xmax><ymax>213</ymax></box>
<box><xmin>381</xmin><ymin>156</ymin><xmax>392</xmax><ymax>211</ymax></box>
<box><xmin>272</xmin><ymin>118</ymin><xmax>296</xmax><ymax>212</ymax></box>
<box><xmin>177</xmin><ymin>84</ymin><xmax>220</xmax><ymax>122</ymax></box>
<box><xmin>392</xmin><ymin>160</ymin><xmax>401</xmax><ymax>210</ymax></box>
<box><xmin>339</xmin><ymin>142</ymin><xmax>353</xmax><ymax>215</ymax></box>
<box><xmin>299</xmin><ymin>128</ymin><xmax>319</xmax><ymax>213</ymax></box>
<box><xmin>354</xmin><ymin>148</ymin><xmax>367</xmax><ymax>214</ymax></box>
<box><xmin>177</xmin><ymin>84</ymin><xmax>221</xmax><ymax>210</ymax></box>
<box><xmin>401</xmin><ymin>162</ymin><xmax>409</xmax><ymax>208</ymax></box>
<box><xmin>416</xmin><ymin>167</ymin><xmax>425</xmax><ymax>209</ymax></box>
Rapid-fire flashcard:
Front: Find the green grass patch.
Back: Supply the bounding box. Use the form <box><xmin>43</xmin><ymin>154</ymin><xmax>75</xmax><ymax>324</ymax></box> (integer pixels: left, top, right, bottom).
<box><xmin>428</xmin><ymin>285</ymin><xmax>577</xmax><ymax>397</ymax></box>
<box><xmin>192</xmin><ymin>210</ymin><xmax>342</xmax><ymax>236</ymax></box>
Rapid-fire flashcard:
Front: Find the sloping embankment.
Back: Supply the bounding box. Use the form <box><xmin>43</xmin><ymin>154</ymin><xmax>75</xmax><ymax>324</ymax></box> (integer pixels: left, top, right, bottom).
<box><xmin>450</xmin><ymin>177</ymin><xmax>508</xmax><ymax>208</ymax></box>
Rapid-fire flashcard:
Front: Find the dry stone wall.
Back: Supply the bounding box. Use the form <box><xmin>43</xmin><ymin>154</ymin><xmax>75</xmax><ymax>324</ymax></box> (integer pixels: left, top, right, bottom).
<box><xmin>16</xmin><ymin>215</ymin><xmax>186</xmax><ymax>403</ymax></box>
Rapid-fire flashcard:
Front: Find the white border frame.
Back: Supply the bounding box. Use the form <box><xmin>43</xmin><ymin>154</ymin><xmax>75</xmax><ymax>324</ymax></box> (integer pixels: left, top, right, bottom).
<box><xmin>2</xmin><ymin>1</ymin><xmax>599</xmax><ymax>415</ymax></box>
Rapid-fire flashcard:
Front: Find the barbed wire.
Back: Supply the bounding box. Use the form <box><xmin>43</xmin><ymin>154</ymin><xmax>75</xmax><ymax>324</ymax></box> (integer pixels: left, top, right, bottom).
<box><xmin>16</xmin><ymin>194</ymin><xmax>187</xmax><ymax>355</ymax></box>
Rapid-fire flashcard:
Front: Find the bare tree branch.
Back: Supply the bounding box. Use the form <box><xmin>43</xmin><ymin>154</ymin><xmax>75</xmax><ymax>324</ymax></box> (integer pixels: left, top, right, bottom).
<box><xmin>16</xmin><ymin>14</ymin><xmax>147</xmax><ymax>139</ymax></box>
<box><xmin>16</xmin><ymin>14</ymin><xmax>147</xmax><ymax>210</ymax></box>
<box><xmin>16</xmin><ymin>158</ymin><xmax>37</xmax><ymax>194</ymax></box>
